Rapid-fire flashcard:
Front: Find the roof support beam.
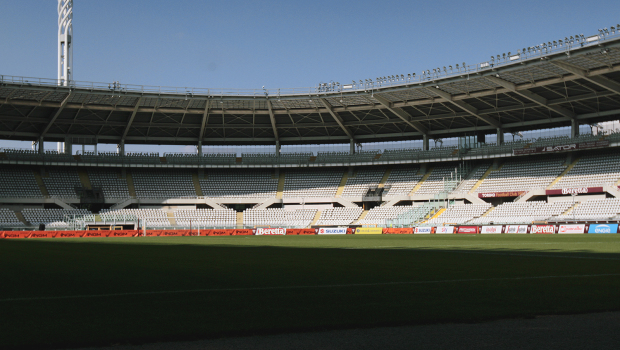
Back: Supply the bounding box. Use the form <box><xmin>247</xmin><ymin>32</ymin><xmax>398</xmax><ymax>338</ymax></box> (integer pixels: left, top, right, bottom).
<box><xmin>40</xmin><ymin>92</ymin><xmax>73</xmax><ymax>138</ymax></box>
<box><xmin>198</xmin><ymin>100</ymin><xmax>210</xmax><ymax>143</ymax></box>
<box><xmin>485</xmin><ymin>75</ymin><xmax>576</xmax><ymax>120</ymax></box>
<box><xmin>550</xmin><ymin>60</ymin><xmax>620</xmax><ymax>96</ymax></box>
<box><xmin>266</xmin><ymin>100</ymin><xmax>279</xmax><ymax>142</ymax></box>
<box><xmin>121</xmin><ymin>97</ymin><xmax>143</xmax><ymax>144</ymax></box>
<box><xmin>373</xmin><ymin>95</ymin><xmax>429</xmax><ymax>135</ymax></box>
<box><xmin>425</xmin><ymin>87</ymin><xmax>501</xmax><ymax>128</ymax></box>
<box><xmin>319</xmin><ymin>98</ymin><xmax>357</xmax><ymax>141</ymax></box>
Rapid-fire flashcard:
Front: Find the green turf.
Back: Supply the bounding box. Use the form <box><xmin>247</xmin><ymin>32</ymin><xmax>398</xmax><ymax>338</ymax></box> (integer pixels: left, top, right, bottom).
<box><xmin>2</xmin><ymin>235</ymin><xmax>620</xmax><ymax>349</ymax></box>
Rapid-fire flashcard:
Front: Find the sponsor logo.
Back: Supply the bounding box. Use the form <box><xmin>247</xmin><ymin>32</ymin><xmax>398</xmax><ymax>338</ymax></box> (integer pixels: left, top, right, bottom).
<box><xmin>481</xmin><ymin>226</ymin><xmax>502</xmax><ymax>233</ymax></box>
<box><xmin>531</xmin><ymin>225</ymin><xmax>556</xmax><ymax>234</ymax></box>
<box><xmin>542</xmin><ymin>144</ymin><xmax>577</xmax><ymax>152</ymax></box>
<box><xmin>414</xmin><ymin>227</ymin><xmax>432</xmax><ymax>234</ymax></box>
<box><xmin>435</xmin><ymin>226</ymin><xmax>454</xmax><ymax>234</ymax></box>
<box><xmin>317</xmin><ymin>228</ymin><xmax>347</xmax><ymax>235</ymax></box>
<box><xmin>256</xmin><ymin>228</ymin><xmax>286</xmax><ymax>235</ymax></box>
<box><xmin>355</xmin><ymin>227</ymin><xmax>383</xmax><ymax>234</ymax></box>
<box><xmin>558</xmin><ymin>224</ymin><xmax>586</xmax><ymax>234</ymax></box>
<box><xmin>458</xmin><ymin>226</ymin><xmax>478</xmax><ymax>233</ymax></box>
<box><xmin>478</xmin><ymin>191</ymin><xmax>525</xmax><ymax>198</ymax></box>
<box><xmin>506</xmin><ymin>225</ymin><xmax>528</xmax><ymax>233</ymax></box>
<box><xmin>588</xmin><ymin>224</ymin><xmax>618</xmax><ymax>234</ymax></box>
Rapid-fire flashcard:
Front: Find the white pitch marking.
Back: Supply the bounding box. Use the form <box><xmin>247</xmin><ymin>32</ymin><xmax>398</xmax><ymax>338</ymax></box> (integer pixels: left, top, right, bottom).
<box><xmin>2</xmin><ymin>273</ymin><xmax>620</xmax><ymax>302</ymax></box>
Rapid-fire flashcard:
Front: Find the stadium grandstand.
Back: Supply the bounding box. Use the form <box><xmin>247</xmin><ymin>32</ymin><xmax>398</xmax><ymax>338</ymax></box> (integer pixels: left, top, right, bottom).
<box><xmin>2</xmin><ymin>24</ymin><xmax>620</xmax><ymax>233</ymax></box>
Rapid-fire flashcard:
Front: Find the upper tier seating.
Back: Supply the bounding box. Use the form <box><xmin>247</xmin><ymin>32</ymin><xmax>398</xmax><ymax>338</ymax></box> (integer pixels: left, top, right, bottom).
<box><xmin>22</xmin><ymin>208</ymin><xmax>92</xmax><ymax>227</ymax></box>
<box><xmin>453</xmin><ymin>164</ymin><xmax>491</xmax><ymax>194</ymax></box>
<box><xmin>314</xmin><ymin>207</ymin><xmax>363</xmax><ymax>226</ymax></box>
<box><xmin>87</xmin><ymin>169</ymin><xmax>130</xmax><ymax>199</ymax></box>
<box><xmin>243</xmin><ymin>208</ymin><xmax>317</xmax><ymax>227</ymax></box>
<box><xmin>174</xmin><ymin>209</ymin><xmax>237</xmax><ymax>227</ymax></box>
<box><xmin>426</xmin><ymin>203</ymin><xmax>492</xmax><ymax>224</ymax></box>
<box><xmin>42</xmin><ymin>169</ymin><xmax>81</xmax><ymax>198</ymax></box>
<box><xmin>0</xmin><ymin>168</ymin><xmax>42</xmax><ymax>198</ymax></box>
<box><xmin>469</xmin><ymin>201</ymin><xmax>572</xmax><ymax>224</ymax></box>
<box><xmin>200</xmin><ymin>170</ymin><xmax>277</xmax><ymax>198</ymax></box>
<box><xmin>382</xmin><ymin>166</ymin><xmax>423</xmax><ymax>196</ymax></box>
<box><xmin>132</xmin><ymin>170</ymin><xmax>196</xmax><ymax>198</ymax></box>
<box><xmin>341</xmin><ymin>168</ymin><xmax>386</xmax><ymax>197</ymax></box>
<box><xmin>283</xmin><ymin>169</ymin><xmax>342</xmax><ymax>198</ymax></box>
<box><xmin>551</xmin><ymin>154</ymin><xmax>620</xmax><ymax>189</ymax></box>
<box><xmin>415</xmin><ymin>165</ymin><xmax>457</xmax><ymax>195</ymax></box>
<box><xmin>0</xmin><ymin>208</ymin><xmax>24</xmax><ymax>227</ymax></box>
<box><xmin>474</xmin><ymin>157</ymin><xmax>566</xmax><ymax>193</ymax></box>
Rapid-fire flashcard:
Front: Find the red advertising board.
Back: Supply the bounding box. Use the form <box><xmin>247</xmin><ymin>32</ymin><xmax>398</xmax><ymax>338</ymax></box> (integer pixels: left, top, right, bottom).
<box><xmin>55</xmin><ymin>231</ymin><xmax>84</xmax><ymax>238</ymax></box>
<box><xmin>208</xmin><ymin>229</ymin><xmax>234</xmax><ymax>236</ymax></box>
<box><xmin>28</xmin><ymin>231</ymin><xmax>58</xmax><ymax>239</ymax></box>
<box><xmin>478</xmin><ymin>191</ymin><xmax>525</xmax><ymax>198</ymax></box>
<box><xmin>513</xmin><ymin>140</ymin><xmax>609</xmax><ymax>155</ymax></box>
<box><xmin>108</xmin><ymin>230</ymin><xmax>138</xmax><ymax>237</ymax></box>
<box><xmin>83</xmin><ymin>231</ymin><xmax>109</xmax><ymax>238</ymax></box>
<box><xmin>285</xmin><ymin>228</ymin><xmax>317</xmax><ymax>235</ymax></box>
<box><xmin>530</xmin><ymin>225</ymin><xmax>556</xmax><ymax>234</ymax></box>
<box><xmin>233</xmin><ymin>229</ymin><xmax>254</xmax><ymax>236</ymax></box>
<box><xmin>2</xmin><ymin>231</ymin><xmax>33</xmax><ymax>239</ymax></box>
<box><xmin>545</xmin><ymin>187</ymin><xmax>604</xmax><ymax>195</ymax></box>
<box><xmin>457</xmin><ymin>226</ymin><xmax>479</xmax><ymax>234</ymax></box>
<box><xmin>256</xmin><ymin>228</ymin><xmax>286</xmax><ymax>235</ymax></box>
<box><xmin>383</xmin><ymin>228</ymin><xmax>414</xmax><ymax>234</ymax></box>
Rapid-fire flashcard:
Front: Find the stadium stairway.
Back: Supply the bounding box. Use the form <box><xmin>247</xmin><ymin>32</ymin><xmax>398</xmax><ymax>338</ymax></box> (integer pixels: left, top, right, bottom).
<box><xmin>191</xmin><ymin>172</ymin><xmax>204</xmax><ymax>196</ymax></box>
<box><xmin>236</xmin><ymin>212</ymin><xmax>243</xmax><ymax>229</ymax></box>
<box><xmin>32</xmin><ymin>170</ymin><xmax>50</xmax><ymax>197</ymax></box>
<box><xmin>547</xmin><ymin>158</ymin><xmax>580</xmax><ymax>189</ymax></box>
<box><xmin>410</xmin><ymin>167</ymin><xmax>434</xmax><ymax>195</ymax></box>
<box><xmin>377</xmin><ymin>168</ymin><xmax>392</xmax><ymax>188</ymax></box>
<box><xmin>424</xmin><ymin>207</ymin><xmax>446</xmax><ymax>223</ymax></box>
<box><xmin>481</xmin><ymin>206</ymin><xmax>495</xmax><ymax>218</ymax></box>
<box><xmin>78</xmin><ymin>170</ymin><xmax>92</xmax><ymax>189</ymax></box>
<box><xmin>468</xmin><ymin>164</ymin><xmax>495</xmax><ymax>194</ymax></box>
<box><xmin>167</xmin><ymin>212</ymin><xmax>176</xmax><ymax>226</ymax></box>
<box><xmin>335</xmin><ymin>170</ymin><xmax>349</xmax><ymax>197</ymax></box>
<box><xmin>310</xmin><ymin>210</ymin><xmax>322</xmax><ymax>226</ymax></box>
<box><xmin>15</xmin><ymin>211</ymin><xmax>29</xmax><ymax>226</ymax></box>
<box><xmin>276</xmin><ymin>171</ymin><xmax>285</xmax><ymax>199</ymax></box>
<box><xmin>352</xmin><ymin>210</ymin><xmax>369</xmax><ymax>225</ymax></box>
<box><xmin>126</xmin><ymin>171</ymin><xmax>137</xmax><ymax>197</ymax></box>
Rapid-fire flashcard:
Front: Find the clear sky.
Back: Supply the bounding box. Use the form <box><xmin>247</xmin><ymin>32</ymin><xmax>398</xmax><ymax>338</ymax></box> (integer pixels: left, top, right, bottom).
<box><xmin>0</xmin><ymin>0</ymin><xmax>619</xmax><ymax>153</ymax></box>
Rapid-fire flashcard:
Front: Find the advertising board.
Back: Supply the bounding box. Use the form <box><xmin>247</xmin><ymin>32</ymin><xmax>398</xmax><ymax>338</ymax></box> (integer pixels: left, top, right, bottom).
<box><xmin>480</xmin><ymin>225</ymin><xmax>503</xmax><ymax>234</ymax></box>
<box><xmin>434</xmin><ymin>226</ymin><xmax>454</xmax><ymax>234</ymax></box>
<box><xmin>383</xmin><ymin>228</ymin><xmax>414</xmax><ymax>234</ymax></box>
<box><xmin>414</xmin><ymin>227</ymin><xmax>433</xmax><ymax>234</ymax></box>
<box><xmin>545</xmin><ymin>187</ymin><xmax>604</xmax><ymax>196</ymax></box>
<box><xmin>558</xmin><ymin>224</ymin><xmax>586</xmax><ymax>234</ymax></box>
<box><xmin>478</xmin><ymin>191</ymin><xmax>525</xmax><ymax>198</ymax></box>
<box><xmin>505</xmin><ymin>225</ymin><xmax>528</xmax><ymax>234</ymax></box>
<box><xmin>457</xmin><ymin>226</ymin><xmax>478</xmax><ymax>234</ymax></box>
<box><xmin>354</xmin><ymin>227</ymin><xmax>383</xmax><ymax>235</ymax></box>
<box><xmin>317</xmin><ymin>227</ymin><xmax>347</xmax><ymax>235</ymax></box>
<box><xmin>587</xmin><ymin>224</ymin><xmax>618</xmax><ymax>234</ymax></box>
<box><xmin>530</xmin><ymin>225</ymin><xmax>556</xmax><ymax>234</ymax></box>
<box><xmin>513</xmin><ymin>140</ymin><xmax>609</xmax><ymax>155</ymax></box>
<box><xmin>256</xmin><ymin>228</ymin><xmax>286</xmax><ymax>235</ymax></box>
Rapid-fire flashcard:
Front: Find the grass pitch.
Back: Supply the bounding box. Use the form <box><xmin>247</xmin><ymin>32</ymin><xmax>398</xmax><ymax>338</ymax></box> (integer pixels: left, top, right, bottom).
<box><xmin>2</xmin><ymin>234</ymin><xmax>620</xmax><ymax>349</ymax></box>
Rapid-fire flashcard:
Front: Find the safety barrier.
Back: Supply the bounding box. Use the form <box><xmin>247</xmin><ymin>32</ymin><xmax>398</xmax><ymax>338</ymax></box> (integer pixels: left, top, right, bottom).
<box><xmin>4</xmin><ymin>224</ymin><xmax>620</xmax><ymax>239</ymax></box>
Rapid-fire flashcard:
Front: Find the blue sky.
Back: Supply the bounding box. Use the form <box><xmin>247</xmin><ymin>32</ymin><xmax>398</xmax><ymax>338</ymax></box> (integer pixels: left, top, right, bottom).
<box><xmin>0</xmin><ymin>0</ymin><xmax>619</xmax><ymax>153</ymax></box>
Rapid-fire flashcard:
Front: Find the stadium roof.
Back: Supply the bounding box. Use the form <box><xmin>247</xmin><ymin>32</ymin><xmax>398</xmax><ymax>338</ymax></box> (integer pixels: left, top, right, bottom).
<box><xmin>1</xmin><ymin>33</ymin><xmax>620</xmax><ymax>146</ymax></box>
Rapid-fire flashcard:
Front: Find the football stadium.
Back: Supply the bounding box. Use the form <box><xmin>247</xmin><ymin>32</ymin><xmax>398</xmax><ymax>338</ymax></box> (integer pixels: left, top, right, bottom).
<box><xmin>2</xmin><ymin>1</ymin><xmax>620</xmax><ymax>349</ymax></box>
